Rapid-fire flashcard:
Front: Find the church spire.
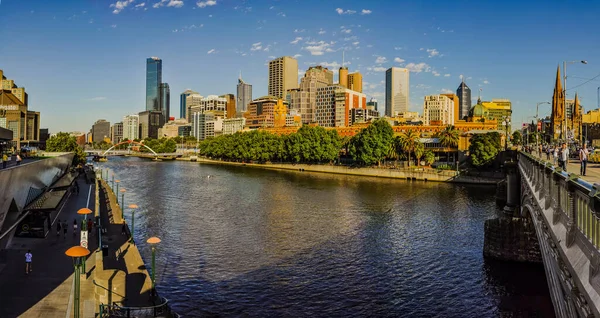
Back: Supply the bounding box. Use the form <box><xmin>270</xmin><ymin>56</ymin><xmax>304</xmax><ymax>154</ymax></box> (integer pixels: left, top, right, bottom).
<box><xmin>555</xmin><ymin>65</ymin><xmax>562</xmax><ymax>92</ymax></box>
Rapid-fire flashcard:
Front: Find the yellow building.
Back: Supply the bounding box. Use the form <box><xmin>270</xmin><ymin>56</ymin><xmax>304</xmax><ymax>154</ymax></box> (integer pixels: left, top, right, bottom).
<box><xmin>472</xmin><ymin>99</ymin><xmax>512</xmax><ymax>130</ymax></box>
<box><xmin>441</xmin><ymin>93</ymin><xmax>460</xmax><ymax>124</ymax></box>
<box><xmin>347</xmin><ymin>72</ymin><xmax>362</xmax><ymax>93</ymax></box>
<box><xmin>268</xmin><ymin>56</ymin><xmax>298</xmax><ymax>99</ymax></box>
<box><xmin>0</xmin><ymin>70</ymin><xmax>41</xmax><ymax>150</ymax></box>
<box><xmin>583</xmin><ymin>109</ymin><xmax>600</xmax><ymax>123</ymax></box>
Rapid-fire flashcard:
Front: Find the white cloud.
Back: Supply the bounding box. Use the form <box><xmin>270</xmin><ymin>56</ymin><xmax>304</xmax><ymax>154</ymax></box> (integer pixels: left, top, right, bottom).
<box><xmin>318</xmin><ymin>29</ymin><xmax>326</xmax><ymax>35</ymax></box>
<box><xmin>361</xmin><ymin>9</ymin><xmax>372</xmax><ymax>15</ymax></box>
<box><xmin>405</xmin><ymin>62</ymin><xmax>431</xmax><ymax>73</ymax></box>
<box><xmin>483</xmin><ymin>80</ymin><xmax>490</xmax><ymax>84</ymax></box>
<box><xmin>352</xmin><ymin>41</ymin><xmax>360</xmax><ymax>46</ymax></box>
<box><xmin>250</xmin><ymin>42</ymin><xmax>262</xmax><ymax>51</ymax></box>
<box><xmin>444</xmin><ymin>74</ymin><xmax>450</xmax><ymax>77</ymax></box>
<box><xmin>290</xmin><ymin>37</ymin><xmax>303</xmax><ymax>45</ymax></box>
<box><xmin>294</xmin><ymin>29</ymin><xmax>305</xmax><ymax>33</ymax></box>
<box><xmin>269</xmin><ymin>6</ymin><xmax>275</xmax><ymax>9</ymax></box>
<box><xmin>293</xmin><ymin>54</ymin><xmax>302</xmax><ymax>59</ymax></box>
<box><xmin>366</xmin><ymin>66</ymin><xmax>387</xmax><ymax>72</ymax></box>
<box><xmin>393</xmin><ymin>57</ymin><xmax>405</xmax><ymax>63</ymax></box>
<box><xmin>196</xmin><ymin>0</ymin><xmax>216</xmax><ymax>8</ymax></box>
<box><xmin>375</xmin><ymin>56</ymin><xmax>387</xmax><ymax>64</ymax></box>
<box><xmin>394</xmin><ymin>47</ymin><xmax>403</xmax><ymax>51</ymax></box>
<box><xmin>441</xmin><ymin>88</ymin><xmax>453</xmax><ymax>94</ymax></box>
<box><xmin>153</xmin><ymin>0</ymin><xmax>184</xmax><ymax>8</ymax></box>
<box><xmin>111</xmin><ymin>24</ymin><xmax>117</xmax><ymax>28</ymax></box>
<box><xmin>341</xmin><ymin>29</ymin><xmax>351</xmax><ymax>34</ymax></box>
<box><xmin>426</xmin><ymin>48</ymin><xmax>440</xmax><ymax>57</ymax></box>
<box><xmin>335</xmin><ymin>8</ymin><xmax>356</xmax><ymax>15</ymax></box>
<box><xmin>302</xmin><ymin>41</ymin><xmax>335</xmax><ymax>56</ymax></box>
<box><xmin>86</xmin><ymin>97</ymin><xmax>107</xmax><ymax>101</ymax></box>
<box><xmin>263</xmin><ymin>45</ymin><xmax>271</xmax><ymax>52</ymax></box>
<box><xmin>135</xmin><ymin>2</ymin><xmax>146</xmax><ymax>7</ymax></box>
<box><xmin>432</xmin><ymin>71</ymin><xmax>440</xmax><ymax>77</ymax></box>
<box><xmin>110</xmin><ymin>0</ymin><xmax>135</xmax><ymax>14</ymax></box>
<box><xmin>207</xmin><ymin>49</ymin><xmax>216</xmax><ymax>54</ymax></box>
<box><xmin>277</xmin><ymin>12</ymin><xmax>286</xmax><ymax>17</ymax></box>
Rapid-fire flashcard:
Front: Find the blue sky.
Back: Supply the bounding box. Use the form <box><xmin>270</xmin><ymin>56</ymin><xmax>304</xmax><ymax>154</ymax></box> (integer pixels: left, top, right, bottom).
<box><xmin>1</xmin><ymin>0</ymin><xmax>600</xmax><ymax>132</ymax></box>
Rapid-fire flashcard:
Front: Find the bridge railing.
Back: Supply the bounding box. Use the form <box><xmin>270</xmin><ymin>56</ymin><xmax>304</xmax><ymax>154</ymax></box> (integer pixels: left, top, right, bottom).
<box><xmin>518</xmin><ymin>151</ymin><xmax>600</xmax><ymax>295</ymax></box>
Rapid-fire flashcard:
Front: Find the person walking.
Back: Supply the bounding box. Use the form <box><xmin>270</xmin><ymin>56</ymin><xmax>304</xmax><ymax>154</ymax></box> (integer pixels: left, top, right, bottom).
<box><xmin>56</xmin><ymin>219</ymin><xmax>62</xmax><ymax>238</ymax></box>
<box><xmin>553</xmin><ymin>146</ymin><xmax>559</xmax><ymax>166</ymax></box>
<box><xmin>62</xmin><ymin>220</ymin><xmax>68</xmax><ymax>238</ymax></box>
<box><xmin>559</xmin><ymin>143</ymin><xmax>569</xmax><ymax>172</ymax></box>
<box><xmin>16</xmin><ymin>153</ymin><xmax>22</xmax><ymax>165</ymax></box>
<box><xmin>25</xmin><ymin>250</ymin><xmax>32</xmax><ymax>274</ymax></box>
<box><xmin>73</xmin><ymin>219</ymin><xmax>78</xmax><ymax>237</ymax></box>
<box><xmin>1</xmin><ymin>153</ymin><xmax>6</xmax><ymax>169</ymax></box>
<box><xmin>580</xmin><ymin>144</ymin><xmax>589</xmax><ymax>176</ymax></box>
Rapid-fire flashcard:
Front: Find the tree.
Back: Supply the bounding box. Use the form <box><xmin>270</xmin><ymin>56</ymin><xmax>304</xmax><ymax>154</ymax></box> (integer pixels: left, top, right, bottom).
<box><xmin>469</xmin><ymin>133</ymin><xmax>500</xmax><ymax>167</ymax></box>
<box><xmin>397</xmin><ymin>130</ymin><xmax>421</xmax><ymax>166</ymax></box>
<box><xmin>512</xmin><ymin>131</ymin><xmax>523</xmax><ymax>146</ymax></box>
<box><xmin>436</xmin><ymin>125</ymin><xmax>460</xmax><ymax>163</ymax></box>
<box><xmin>46</xmin><ymin>132</ymin><xmax>86</xmax><ymax>165</ymax></box>
<box><xmin>424</xmin><ymin>150</ymin><xmax>435</xmax><ymax>166</ymax></box>
<box><xmin>414</xmin><ymin>142</ymin><xmax>425</xmax><ymax>166</ymax></box>
<box><xmin>348</xmin><ymin>119</ymin><xmax>394</xmax><ymax>166</ymax></box>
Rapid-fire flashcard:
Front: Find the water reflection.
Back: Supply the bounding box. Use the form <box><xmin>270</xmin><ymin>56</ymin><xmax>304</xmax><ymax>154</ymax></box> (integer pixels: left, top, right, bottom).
<box><xmin>99</xmin><ymin>157</ymin><xmax>553</xmax><ymax>317</ymax></box>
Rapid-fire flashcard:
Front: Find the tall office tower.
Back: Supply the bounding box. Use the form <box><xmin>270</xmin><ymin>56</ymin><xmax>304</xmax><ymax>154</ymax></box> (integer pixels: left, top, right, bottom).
<box><xmin>111</xmin><ymin>122</ymin><xmax>124</xmax><ymax>144</ymax></box>
<box><xmin>423</xmin><ymin>95</ymin><xmax>455</xmax><ymax>126</ymax></box>
<box><xmin>146</xmin><ymin>57</ymin><xmax>162</xmax><ymax>112</ymax></box>
<box><xmin>220</xmin><ymin>94</ymin><xmax>236</xmax><ymax>118</ymax></box>
<box><xmin>339</xmin><ymin>67</ymin><xmax>348</xmax><ymax>88</ymax></box>
<box><xmin>180</xmin><ymin>89</ymin><xmax>198</xmax><ymax>119</ymax></box>
<box><xmin>123</xmin><ymin>114</ymin><xmax>140</xmax><ymax>140</ymax></box>
<box><xmin>186</xmin><ymin>93</ymin><xmax>204</xmax><ymax>123</ymax></box>
<box><xmin>385</xmin><ymin>67</ymin><xmax>410</xmax><ymax>117</ymax></box>
<box><xmin>288</xmin><ymin>65</ymin><xmax>334</xmax><ymax>124</ymax></box>
<box><xmin>160</xmin><ymin>83</ymin><xmax>170</xmax><ymax>121</ymax></box>
<box><xmin>268</xmin><ymin>56</ymin><xmax>298</xmax><ymax>99</ymax></box>
<box><xmin>347</xmin><ymin>72</ymin><xmax>362</xmax><ymax>93</ymax></box>
<box><xmin>456</xmin><ymin>79</ymin><xmax>472</xmax><ymax>120</ymax></box>
<box><xmin>91</xmin><ymin>119</ymin><xmax>110</xmax><ymax>143</ymax></box>
<box><xmin>441</xmin><ymin>94</ymin><xmax>460</xmax><ymax>124</ymax></box>
<box><xmin>138</xmin><ymin>110</ymin><xmax>165</xmax><ymax>139</ymax></box>
<box><xmin>237</xmin><ymin>74</ymin><xmax>252</xmax><ymax>115</ymax></box>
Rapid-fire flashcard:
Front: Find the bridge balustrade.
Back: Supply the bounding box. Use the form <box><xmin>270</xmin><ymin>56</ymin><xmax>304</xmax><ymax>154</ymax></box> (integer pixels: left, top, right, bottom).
<box><xmin>519</xmin><ymin>152</ymin><xmax>600</xmax><ymax>298</ymax></box>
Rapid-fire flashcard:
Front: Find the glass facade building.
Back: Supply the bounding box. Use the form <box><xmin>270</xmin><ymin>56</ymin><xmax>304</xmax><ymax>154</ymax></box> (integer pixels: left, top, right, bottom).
<box><xmin>146</xmin><ymin>57</ymin><xmax>162</xmax><ymax>112</ymax></box>
<box><xmin>385</xmin><ymin>67</ymin><xmax>409</xmax><ymax>117</ymax></box>
<box><xmin>160</xmin><ymin>83</ymin><xmax>170</xmax><ymax>121</ymax></box>
<box><xmin>456</xmin><ymin>80</ymin><xmax>472</xmax><ymax>120</ymax></box>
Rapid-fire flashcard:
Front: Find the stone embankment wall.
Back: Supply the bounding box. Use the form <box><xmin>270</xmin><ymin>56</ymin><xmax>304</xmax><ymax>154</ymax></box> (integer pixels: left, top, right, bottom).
<box><xmin>483</xmin><ymin>214</ymin><xmax>542</xmax><ymax>263</ymax></box>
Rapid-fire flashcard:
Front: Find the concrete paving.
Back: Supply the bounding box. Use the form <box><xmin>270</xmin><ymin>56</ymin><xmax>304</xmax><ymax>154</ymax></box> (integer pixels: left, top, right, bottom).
<box><xmin>532</xmin><ymin>151</ymin><xmax>600</xmax><ymax>185</ymax></box>
<box><xmin>0</xmin><ymin>174</ymin><xmax>98</xmax><ymax>318</ymax></box>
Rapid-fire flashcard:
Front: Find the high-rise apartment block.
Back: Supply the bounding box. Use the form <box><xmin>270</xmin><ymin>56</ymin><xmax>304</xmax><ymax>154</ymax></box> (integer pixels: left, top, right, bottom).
<box><xmin>237</xmin><ymin>75</ymin><xmax>252</xmax><ymax>116</ymax></box>
<box><xmin>180</xmin><ymin>89</ymin><xmax>198</xmax><ymax>119</ymax></box>
<box><xmin>188</xmin><ymin>95</ymin><xmax>227</xmax><ymax>117</ymax></box>
<box><xmin>92</xmin><ymin>119</ymin><xmax>110</xmax><ymax>143</ymax></box>
<box><xmin>220</xmin><ymin>94</ymin><xmax>236</xmax><ymax>118</ymax></box>
<box><xmin>385</xmin><ymin>67</ymin><xmax>410</xmax><ymax>117</ymax></box>
<box><xmin>138</xmin><ymin>110</ymin><xmax>164</xmax><ymax>139</ymax></box>
<box><xmin>123</xmin><ymin>114</ymin><xmax>139</xmax><ymax>140</ymax></box>
<box><xmin>423</xmin><ymin>95</ymin><xmax>455</xmax><ymax>126</ymax></box>
<box><xmin>223</xmin><ymin>118</ymin><xmax>246</xmax><ymax>135</ymax></box>
<box><xmin>268</xmin><ymin>56</ymin><xmax>298</xmax><ymax>99</ymax></box>
<box><xmin>347</xmin><ymin>72</ymin><xmax>363</xmax><ymax>93</ymax></box>
<box><xmin>456</xmin><ymin>79</ymin><xmax>472</xmax><ymax>120</ymax></box>
<box><xmin>111</xmin><ymin>122</ymin><xmax>124</xmax><ymax>144</ymax></box>
<box><xmin>287</xmin><ymin>66</ymin><xmax>334</xmax><ymax>124</ymax></box>
<box><xmin>185</xmin><ymin>93</ymin><xmax>203</xmax><ymax>123</ymax></box>
<box><xmin>315</xmin><ymin>85</ymin><xmax>366</xmax><ymax>127</ymax></box>
<box><xmin>192</xmin><ymin>112</ymin><xmax>223</xmax><ymax>140</ymax></box>
<box><xmin>0</xmin><ymin>69</ymin><xmax>40</xmax><ymax>149</ymax></box>
<box><xmin>440</xmin><ymin>94</ymin><xmax>460</xmax><ymax>124</ymax></box>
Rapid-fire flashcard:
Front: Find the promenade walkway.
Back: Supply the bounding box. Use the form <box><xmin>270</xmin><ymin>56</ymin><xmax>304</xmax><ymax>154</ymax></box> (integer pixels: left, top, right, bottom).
<box><xmin>532</xmin><ymin>151</ymin><xmax>600</xmax><ymax>185</ymax></box>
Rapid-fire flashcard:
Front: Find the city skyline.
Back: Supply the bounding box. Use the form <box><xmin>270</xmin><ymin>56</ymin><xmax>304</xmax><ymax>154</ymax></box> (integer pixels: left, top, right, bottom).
<box><xmin>1</xmin><ymin>0</ymin><xmax>599</xmax><ymax>132</ymax></box>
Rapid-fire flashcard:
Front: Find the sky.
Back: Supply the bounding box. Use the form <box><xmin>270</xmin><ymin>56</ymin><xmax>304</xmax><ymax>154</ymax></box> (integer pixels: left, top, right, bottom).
<box><xmin>1</xmin><ymin>0</ymin><xmax>600</xmax><ymax>133</ymax></box>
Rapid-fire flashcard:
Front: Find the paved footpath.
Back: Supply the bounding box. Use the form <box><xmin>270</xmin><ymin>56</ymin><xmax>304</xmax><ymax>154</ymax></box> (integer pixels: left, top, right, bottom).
<box><xmin>0</xmin><ymin>174</ymin><xmax>98</xmax><ymax>318</ymax></box>
<box><xmin>532</xmin><ymin>151</ymin><xmax>600</xmax><ymax>185</ymax></box>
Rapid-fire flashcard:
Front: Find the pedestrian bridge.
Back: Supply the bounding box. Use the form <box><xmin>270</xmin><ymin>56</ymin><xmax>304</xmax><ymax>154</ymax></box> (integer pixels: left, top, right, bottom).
<box><xmin>515</xmin><ymin>152</ymin><xmax>600</xmax><ymax>317</ymax></box>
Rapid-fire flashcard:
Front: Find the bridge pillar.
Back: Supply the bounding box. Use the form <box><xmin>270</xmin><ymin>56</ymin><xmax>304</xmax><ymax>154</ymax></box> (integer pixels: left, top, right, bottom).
<box><xmin>504</xmin><ymin>161</ymin><xmax>521</xmax><ymax>215</ymax></box>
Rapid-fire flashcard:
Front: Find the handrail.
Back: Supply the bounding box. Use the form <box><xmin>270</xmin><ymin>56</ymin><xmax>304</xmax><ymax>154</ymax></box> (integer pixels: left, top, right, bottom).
<box><xmin>112</xmin><ymin>296</ymin><xmax>170</xmax><ymax>310</ymax></box>
<box><xmin>92</xmin><ymin>279</ymin><xmax>126</xmax><ymax>299</ymax></box>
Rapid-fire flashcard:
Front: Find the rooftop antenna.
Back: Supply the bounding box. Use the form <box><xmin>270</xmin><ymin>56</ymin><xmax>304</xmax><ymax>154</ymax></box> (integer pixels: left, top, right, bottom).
<box><xmin>239</xmin><ymin>70</ymin><xmax>242</xmax><ymax>80</ymax></box>
<box><xmin>342</xmin><ymin>51</ymin><xmax>345</xmax><ymax>68</ymax></box>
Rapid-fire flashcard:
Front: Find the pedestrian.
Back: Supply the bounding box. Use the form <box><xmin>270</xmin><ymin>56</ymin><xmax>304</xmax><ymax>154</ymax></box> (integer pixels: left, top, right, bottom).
<box><xmin>16</xmin><ymin>154</ymin><xmax>22</xmax><ymax>165</ymax></box>
<box><xmin>553</xmin><ymin>147</ymin><xmax>559</xmax><ymax>166</ymax></box>
<box><xmin>121</xmin><ymin>222</ymin><xmax>127</xmax><ymax>236</ymax></box>
<box><xmin>74</xmin><ymin>181</ymin><xmax>80</xmax><ymax>195</ymax></box>
<box><xmin>559</xmin><ymin>143</ymin><xmax>569</xmax><ymax>171</ymax></box>
<box><xmin>62</xmin><ymin>220</ymin><xmax>68</xmax><ymax>238</ymax></box>
<box><xmin>25</xmin><ymin>250</ymin><xmax>32</xmax><ymax>274</ymax></box>
<box><xmin>1</xmin><ymin>153</ymin><xmax>6</xmax><ymax>169</ymax></box>
<box><xmin>580</xmin><ymin>144</ymin><xmax>589</xmax><ymax>176</ymax></box>
<box><xmin>5</xmin><ymin>153</ymin><xmax>11</xmax><ymax>168</ymax></box>
<box><xmin>546</xmin><ymin>147</ymin><xmax>551</xmax><ymax>161</ymax></box>
<box><xmin>56</xmin><ymin>219</ymin><xmax>62</xmax><ymax>237</ymax></box>
<box><xmin>73</xmin><ymin>219</ymin><xmax>78</xmax><ymax>237</ymax></box>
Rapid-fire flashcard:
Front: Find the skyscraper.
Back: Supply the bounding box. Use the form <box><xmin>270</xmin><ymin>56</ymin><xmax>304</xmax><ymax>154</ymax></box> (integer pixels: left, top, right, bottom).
<box><xmin>146</xmin><ymin>57</ymin><xmax>162</xmax><ymax>112</ymax></box>
<box><xmin>288</xmin><ymin>65</ymin><xmax>333</xmax><ymax>124</ymax></box>
<box><xmin>91</xmin><ymin>119</ymin><xmax>110</xmax><ymax>143</ymax></box>
<box><xmin>456</xmin><ymin>79</ymin><xmax>472</xmax><ymax>120</ymax></box>
<box><xmin>268</xmin><ymin>56</ymin><xmax>298</xmax><ymax>99</ymax></box>
<box><xmin>180</xmin><ymin>89</ymin><xmax>198</xmax><ymax>119</ymax></box>
<box><xmin>160</xmin><ymin>83</ymin><xmax>170</xmax><ymax>120</ymax></box>
<box><xmin>237</xmin><ymin>75</ymin><xmax>252</xmax><ymax>116</ymax></box>
<box><xmin>347</xmin><ymin>72</ymin><xmax>363</xmax><ymax>93</ymax></box>
<box><xmin>123</xmin><ymin>114</ymin><xmax>139</xmax><ymax>140</ymax></box>
<box><xmin>385</xmin><ymin>67</ymin><xmax>409</xmax><ymax>117</ymax></box>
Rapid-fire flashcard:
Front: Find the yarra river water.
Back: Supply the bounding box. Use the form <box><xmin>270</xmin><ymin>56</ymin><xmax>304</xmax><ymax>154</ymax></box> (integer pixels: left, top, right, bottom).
<box><xmin>100</xmin><ymin>157</ymin><xmax>554</xmax><ymax>317</ymax></box>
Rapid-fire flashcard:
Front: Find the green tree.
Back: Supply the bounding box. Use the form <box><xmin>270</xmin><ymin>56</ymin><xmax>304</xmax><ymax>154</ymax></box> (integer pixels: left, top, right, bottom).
<box><xmin>469</xmin><ymin>133</ymin><xmax>500</xmax><ymax>167</ymax></box>
<box><xmin>414</xmin><ymin>142</ymin><xmax>425</xmax><ymax>166</ymax></box>
<box><xmin>348</xmin><ymin>119</ymin><xmax>394</xmax><ymax>166</ymax></box>
<box><xmin>512</xmin><ymin>131</ymin><xmax>523</xmax><ymax>146</ymax></box>
<box><xmin>397</xmin><ymin>130</ymin><xmax>421</xmax><ymax>166</ymax></box>
<box><xmin>424</xmin><ymin>150</ymin><xmax>435</xmax><ymax>166</ymax></box>
<box><xmin>46</xmin><ymin>132</ymin><xmax>86</xmax><ymax>165</ymax></box>
<box><xmin>436</xmin><ymin>125</ymin><xmax>460</xmax><ymax>163</ymax></box>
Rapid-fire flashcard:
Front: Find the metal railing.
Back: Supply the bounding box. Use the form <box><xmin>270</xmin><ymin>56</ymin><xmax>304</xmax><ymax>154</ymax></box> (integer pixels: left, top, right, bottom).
<box><xmin>518</xmin><ymin>151</ymin><xmax>600</xmax><ymax>291</ymax></box>
<box><xmin>99</xmin><ymin>297</ymin><xmax>177</xmax><ymax>318</ymax></box>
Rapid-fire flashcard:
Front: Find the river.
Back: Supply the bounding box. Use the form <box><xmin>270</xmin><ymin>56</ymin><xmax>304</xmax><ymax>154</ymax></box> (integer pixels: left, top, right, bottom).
<box><xmin>99</xmin><ymin>157</ymin><xmax>554</xmax><ymax>317</ymax></box>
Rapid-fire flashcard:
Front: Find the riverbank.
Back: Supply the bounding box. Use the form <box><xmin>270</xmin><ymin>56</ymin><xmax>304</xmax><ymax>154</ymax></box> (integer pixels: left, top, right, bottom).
<box><xmin>176</xmin><ymin>157</ymin><xmax>501</xmax><ymax>184</ymax></box>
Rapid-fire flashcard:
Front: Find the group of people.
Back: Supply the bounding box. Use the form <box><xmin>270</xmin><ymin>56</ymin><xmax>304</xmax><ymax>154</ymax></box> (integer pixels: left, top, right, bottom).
<box><xmin>531</xmin><ymin>143</ymin><xmax>590</xmax><ymax>176</ymax></box>
<box><xmin>0</xmin><ymin>153</ymin><xmax>22</xmax><ymax>169</ymax></box>
<box><xmin>55</xmin><ymin>218</ymin><xmax>94</xmax><ymax>239</ymax></box>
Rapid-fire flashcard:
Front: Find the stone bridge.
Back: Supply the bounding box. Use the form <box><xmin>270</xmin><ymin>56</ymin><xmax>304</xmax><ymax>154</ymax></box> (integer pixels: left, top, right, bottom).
<box><xmin>486</xmin><ymin>151</ymin><xmax>600</xmax><ymax>317</ymax></box>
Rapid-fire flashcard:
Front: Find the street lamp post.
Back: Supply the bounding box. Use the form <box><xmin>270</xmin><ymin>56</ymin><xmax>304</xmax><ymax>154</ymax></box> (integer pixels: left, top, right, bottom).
<box><xmin>147</xmin><ymin>237</ymin><xmax>161</xmax><ymax>298</ymax></box>
<box><xmin>115</xmin><ymin>180</ymin><xmax>120</xmax><ymax>205</ymax></box>
<box><xmin>502</xmin><ymin>117</ymin><xmax>511</xmax><ymax>151</ymax></box>
<box><xmin>77</xmin><ymin>207</ymin><xmax>93</xmax><ymax>272</ymax></box>
<box><xmin>535</xmin><ymin>102</ymin><xmax>550</xmax><ymax>146</ymax></box>
<box><xmin>120</xmin><ymin>188</ymin><xmax>126</xmax><ymax>220</ymax></box>
<box><xmin>111</xmin><ymin>173</ymin><xmax>115</xmax><ymax>192</ymax></box>
<box><xmin>65</xmin><ymin>246</ymin><xmax>91</xmax><ymax>318</ymax></box>
<box><xmin>563</xmin><ymin>60</ymin><xmax>587</xmax><ymax>142</ymax></box>
<box><xmin>128</xmin><ymin>204</ymin><xmax>138</xmax><ymax>244</ymax></box>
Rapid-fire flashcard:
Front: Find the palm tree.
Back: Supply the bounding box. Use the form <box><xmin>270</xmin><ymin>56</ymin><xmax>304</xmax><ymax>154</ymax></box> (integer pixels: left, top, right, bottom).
<box><xmin>398</xmin><ymin>130</ymin><xmax>420</xmax><ymax>166</ymax></box>
<box><xmin>437</xmin><ymin>125</ymin><xmax>460</xmax><ymax>164</ymax></box>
